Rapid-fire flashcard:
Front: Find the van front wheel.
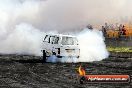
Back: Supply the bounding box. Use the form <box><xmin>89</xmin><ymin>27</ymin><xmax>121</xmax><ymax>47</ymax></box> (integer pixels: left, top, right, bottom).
<box><xmin>42</xmin><ymin>50</ymin><xmax>46</xmax><ymax>63</ymax></box>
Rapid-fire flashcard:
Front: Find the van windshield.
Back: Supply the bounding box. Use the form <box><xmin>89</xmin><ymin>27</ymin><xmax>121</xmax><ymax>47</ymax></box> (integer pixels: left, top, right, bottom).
<box><xmin>61</xmin><ymin>36</ymin><xmax>78</xmax><ymax>45</ymax></box>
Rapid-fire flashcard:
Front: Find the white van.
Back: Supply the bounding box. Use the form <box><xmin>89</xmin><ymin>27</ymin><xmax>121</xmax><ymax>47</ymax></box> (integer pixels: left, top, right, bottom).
<box><xmin>42</xmin><ymin>34</ymin><xmax>80</xmax><ymax>62</ymax></box>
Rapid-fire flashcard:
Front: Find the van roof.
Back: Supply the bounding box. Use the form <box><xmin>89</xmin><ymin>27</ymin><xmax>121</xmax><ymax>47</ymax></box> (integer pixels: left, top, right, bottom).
<box><xmin>45</xmin><ymin>34</ymin><xmax>76</xmax><ymax>38</ymax></box>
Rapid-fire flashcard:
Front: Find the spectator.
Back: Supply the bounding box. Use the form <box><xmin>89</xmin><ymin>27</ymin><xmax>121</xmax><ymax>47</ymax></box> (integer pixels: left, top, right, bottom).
<box><xmin>122</xmin><ymin>25</ymin><xmax>126</xmax><ymax>35</ymax></box>
<box><xmin>104</xmin><ymin>23</ymin><xmax>109</xmax><ymax>30</ymax></box>
<box><xmin>119</xmin><ymin>24</ymin><xmax>123</xmax><ymax>37</ymax></box>
<box><xmin>102</xmin><ymin>26</ymin><xmax>107</xmax><ymax>37</ymax></box>
<box><xmin>87</xmin><ymin>24</ymin><xmax>93</xmax><ymax>30</ymax></box>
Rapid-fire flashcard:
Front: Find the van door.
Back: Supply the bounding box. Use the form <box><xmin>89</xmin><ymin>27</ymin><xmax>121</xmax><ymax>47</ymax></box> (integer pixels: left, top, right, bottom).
<box><xmin>51</xmin><ymin>36</ymin><xmax>60</xmax><ymax>56</ymax></box>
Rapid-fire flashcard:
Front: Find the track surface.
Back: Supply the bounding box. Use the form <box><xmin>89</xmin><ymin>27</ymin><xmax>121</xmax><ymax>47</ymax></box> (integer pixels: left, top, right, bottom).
<box><xmin>0</xmin><ymin>55</ymin><xmax>132</xmax><ymax>88</ymax></box>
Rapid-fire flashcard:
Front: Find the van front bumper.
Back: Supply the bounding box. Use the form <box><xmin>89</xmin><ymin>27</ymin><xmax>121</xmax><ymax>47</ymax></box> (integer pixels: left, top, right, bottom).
<box><xmin>57</xmin><ymin>55</ymin><xmax>80</xmax><ymax>58</ymax></box>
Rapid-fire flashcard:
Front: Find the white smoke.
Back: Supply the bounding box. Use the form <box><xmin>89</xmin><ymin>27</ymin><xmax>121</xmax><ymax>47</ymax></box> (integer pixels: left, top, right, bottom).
<box><xmin>0</xmin><ymin>0</ymin><xmax>125</xmax><ymax>62</ymax></box>
<box><xmin>78</xmin><ymin>28</ymin><xmax>109</xmax><ymax>62</ymax></box>
<box><xmin>47</xmin><ymin>28</ymin><xmax>109</xmax><ymax>63</ymax></box>
<box><xmin>0</xmin><ymin>23</ymin><xmax>43</xmax><ymax>56</ymax></box>
<box><xmin>0</xmin><ymin>0</ymin><xmax>131</xmax><ymax>33</ymax></box>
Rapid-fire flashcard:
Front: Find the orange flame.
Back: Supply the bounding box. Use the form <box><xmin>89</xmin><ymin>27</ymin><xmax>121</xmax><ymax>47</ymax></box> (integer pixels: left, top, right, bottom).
<box><xmin>78</xmin><ymin>65</ymin><xmax>86</xmax><ymax>76</ymax></box>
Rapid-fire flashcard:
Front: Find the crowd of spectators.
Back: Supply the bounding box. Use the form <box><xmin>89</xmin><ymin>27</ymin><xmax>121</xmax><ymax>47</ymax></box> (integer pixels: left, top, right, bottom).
<box><xmin>102</xmin><ymin>23</ymin><xmax>126</xmax><ymax>38</ymax></box>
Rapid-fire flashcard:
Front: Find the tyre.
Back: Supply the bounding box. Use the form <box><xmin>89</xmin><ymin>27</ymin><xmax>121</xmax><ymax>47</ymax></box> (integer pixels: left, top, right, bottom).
<box><xmin>42</xmin><ymin>50</ymin><xmax>46</xmax><ymax>63</ymax></box>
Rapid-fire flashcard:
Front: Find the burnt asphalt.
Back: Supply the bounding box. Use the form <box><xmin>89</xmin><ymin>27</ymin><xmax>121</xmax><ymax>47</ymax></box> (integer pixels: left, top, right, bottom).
<box><xmin>0</xmin><ymin>54</ymin><xmax>132</xmax><ymax>88</ymax></box>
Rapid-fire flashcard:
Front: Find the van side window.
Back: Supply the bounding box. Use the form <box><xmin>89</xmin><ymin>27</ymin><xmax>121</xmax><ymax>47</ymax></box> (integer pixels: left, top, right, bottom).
<box><xmin>61</xmin><ymin>37</ymin><xmax>74</xmax><ymax>45</ymax></box>
<box><xmin>49</xmin><ymin>36</ymin><xmax>55</xmax><ymax>43</ymax></box>
<box><xmin>54</xmin><ymin>37</ymin><xmax>59</xmax><ymax>44</ymax></box>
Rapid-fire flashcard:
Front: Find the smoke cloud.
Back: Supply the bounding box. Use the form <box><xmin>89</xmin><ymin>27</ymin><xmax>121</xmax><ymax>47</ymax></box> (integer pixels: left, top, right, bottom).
<box><xmin>0</xmin><ymin>0</ymin><xmax>129</xmax><ymax>61</ymax></box>
<box><xmin>0</xmin><ymin>23</ymin><xmax>43</xmax><ymax>55</ymax></box>
<box><xmin>0</xmin><ymin>0</ymin><xmax>131</xmax><ymax>33</ymax></box>
<box><xmin>78</xmin><ymin>28</ymin><xmax>109</xmax><ymax>62</ymax></box>
<box><xmin>47</xmin><ymin>28</ymin><xmax>109</xmax><ymax>63</ymax></box>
